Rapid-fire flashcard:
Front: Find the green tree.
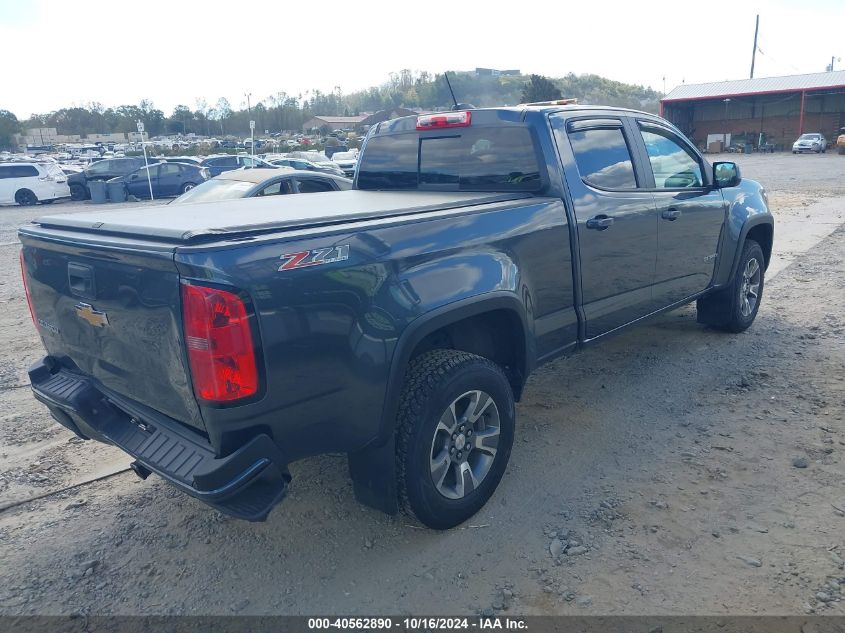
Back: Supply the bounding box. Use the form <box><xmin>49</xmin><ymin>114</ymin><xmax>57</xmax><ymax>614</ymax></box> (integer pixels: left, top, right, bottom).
<box><xmin>214</xmin><ymin>97</ymin><xmax>231</xmax><ymax>135</ymax></box>
<box><xmin>168</xmin><ymin>105</ymin><xmax>193</xmax><ymax>135</ymax></box>
<box><xmin>520</xmin><ymin>74</ymin><xmax>563</xmax><ymax>103</ymax></box>
<box><xmin>0</xmin><ymin>110</ymin><xmax>21</xmax><ymax>150</ymax></box>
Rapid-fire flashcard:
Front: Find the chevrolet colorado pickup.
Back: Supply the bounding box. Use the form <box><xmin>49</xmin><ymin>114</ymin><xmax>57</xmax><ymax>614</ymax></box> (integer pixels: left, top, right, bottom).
<box><xmin>19</xmin><ymin>106</ymin><xmax>774</xmax><ymax>529</ymax></box>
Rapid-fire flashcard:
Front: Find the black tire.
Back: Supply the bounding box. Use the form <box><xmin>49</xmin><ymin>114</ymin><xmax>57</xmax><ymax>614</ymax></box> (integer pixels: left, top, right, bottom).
<box><xmin>181</xmin><ymin>182</ymin><xmax>197</xmax><ymax>194</ymax></box>
<box><xmin>15</xmin><ymin>189</ymin><xmax>37</xmax><ymax>206</ymax></box>
<box><xmin>69</xmin><ymin>183</ymin><xmax>87</xmax><ymax>201</ymax></box>
<box><xmin>396</xmin><ymin>349</ymin><xmax>515</xmax><ymax>530</ymax></box>
<box><xmin>697</xmin><ymin>239</ymin><xmax>765</xmax><ymax>333</ymax></box>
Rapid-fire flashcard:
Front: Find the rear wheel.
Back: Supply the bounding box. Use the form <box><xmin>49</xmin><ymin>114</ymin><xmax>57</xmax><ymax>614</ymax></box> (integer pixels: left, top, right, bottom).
<box><xmin>181</xmin><ymin>182</ymin><xmax>196</xmax><ymax>193</ymax></box>
<box><xmin>396</xmin><ymin>350</ymin><xmax>515</xmax><ymax>529</ymax></box>
<box><xmin>15</xmin><ymin>189</ymin><xmax>37</xmax><ymax>206</ymax></box>
<box><xmin>70</xmin><ymin>183</ymin><xmax>87</xmax><ymax>200</ymax></box>
<box><xmin>697</xmin><ymin>239</ymin><xmax>765</xmax><ymax>333</ymax></box>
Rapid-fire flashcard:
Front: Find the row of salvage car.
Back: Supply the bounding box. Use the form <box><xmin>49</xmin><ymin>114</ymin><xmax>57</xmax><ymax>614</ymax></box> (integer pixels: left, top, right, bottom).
<box><xmin>0</xmin><ymin>150</ymin><xmax>358</xmax><ymax>206</ymax></box>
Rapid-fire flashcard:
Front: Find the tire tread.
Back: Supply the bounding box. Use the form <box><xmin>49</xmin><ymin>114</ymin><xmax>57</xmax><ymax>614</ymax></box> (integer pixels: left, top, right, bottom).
<box><xmin>395</xmin><ymin>349</ymin><xmax>507</xmax><ymax>524</ymax></box>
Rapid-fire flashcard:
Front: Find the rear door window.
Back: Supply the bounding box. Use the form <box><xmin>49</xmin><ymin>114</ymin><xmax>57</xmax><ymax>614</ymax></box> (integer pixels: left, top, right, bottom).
<box><xmin>211</xmin><ymin>156</ymin><xmax>238</xmax><ymax>167</ymax></box>
<box><xmin>8</xmin><ymin>165</ymin><xmax>40</xmax><ymax>178</ymax></box>
<box><xmin>159</xmin><ymin>163</ymin><xmax>181</xmax><ymax>177</ymax></box>
<box><xmin>296</xmin><ymin>178</ymin><xmax>335</xmax><ymax>193</ymax></box>
<box><xmin>565</xmin><ymin>125</ymin><xmax>638</xmax><ymax>190</ymax></box>
<box><xmin>256</xmin><ymin>180</ymin><xmax>291</xmax><ymax>196</ymax></box>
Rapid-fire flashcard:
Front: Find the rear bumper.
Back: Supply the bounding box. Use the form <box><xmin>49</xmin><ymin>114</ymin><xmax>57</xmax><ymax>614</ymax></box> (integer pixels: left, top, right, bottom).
<box><xmin>28</xmin><ymin>357</ymin><xmax>290</xmax><ymax>521</ymax></box>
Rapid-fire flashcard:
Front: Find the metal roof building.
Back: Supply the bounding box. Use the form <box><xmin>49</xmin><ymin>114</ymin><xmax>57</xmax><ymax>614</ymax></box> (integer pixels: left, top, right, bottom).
<box><xmin>660</xmin><ymin>71</ymin><xmax>845</xmax><ymax>152</ymax></box>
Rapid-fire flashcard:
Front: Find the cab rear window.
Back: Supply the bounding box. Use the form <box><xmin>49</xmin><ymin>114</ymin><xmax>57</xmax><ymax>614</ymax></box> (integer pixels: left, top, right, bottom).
<box><xmin>357</xmin><ymin>127</ymin><xmax>542</xmax><ymax>191</ymax></box>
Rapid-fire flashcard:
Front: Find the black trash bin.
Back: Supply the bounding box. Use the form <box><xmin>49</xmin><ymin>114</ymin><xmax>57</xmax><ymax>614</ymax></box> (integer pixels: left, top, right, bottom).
<box><xmin>88</xmin><ymin>180</ymin><xmax>107</xmax><ymax>204</ymax></box>
<box><xmin>107</xmin><ymin>181</ymin><xmax>127</xmax><ymax>203</ymax></box>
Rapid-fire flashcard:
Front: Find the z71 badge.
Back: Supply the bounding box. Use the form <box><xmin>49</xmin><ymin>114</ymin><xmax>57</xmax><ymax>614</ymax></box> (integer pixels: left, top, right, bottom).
<box><xmin>278</xmin><ymin>245</ymin><xmax>350</xmax><ymax>271</ymax></box>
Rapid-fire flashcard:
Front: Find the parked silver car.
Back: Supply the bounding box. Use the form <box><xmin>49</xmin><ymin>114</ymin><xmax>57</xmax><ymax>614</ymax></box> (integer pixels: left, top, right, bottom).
<box><xmin>792</xmin><ymin>133</ymin><xmax>827</xmax><ymax>154</ymax></box>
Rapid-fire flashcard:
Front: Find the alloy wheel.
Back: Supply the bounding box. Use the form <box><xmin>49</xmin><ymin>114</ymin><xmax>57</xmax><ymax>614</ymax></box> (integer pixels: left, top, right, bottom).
<box><xmin>429</xmin><ymin>390</ymin><xmax>500</xmax><ymax>499</ymax></box>
<box><xmin>740</xmin><ymin>257</ymin><xmax>761</xmax><ymax>317</ymax></box>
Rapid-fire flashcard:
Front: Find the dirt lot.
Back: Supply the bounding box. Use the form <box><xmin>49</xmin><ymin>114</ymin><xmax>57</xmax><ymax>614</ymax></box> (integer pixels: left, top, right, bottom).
<box><xmin>1</xmin><ymin>153</ymin><xmax>844</xmax><ymax>616</ymax></box>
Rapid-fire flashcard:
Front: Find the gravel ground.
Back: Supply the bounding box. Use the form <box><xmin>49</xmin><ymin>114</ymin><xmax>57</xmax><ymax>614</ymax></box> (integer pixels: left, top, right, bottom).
<box><xmin>0</xmin><ymin>153</ymin><xmax>843</xmax><ymax>616</ymax></box>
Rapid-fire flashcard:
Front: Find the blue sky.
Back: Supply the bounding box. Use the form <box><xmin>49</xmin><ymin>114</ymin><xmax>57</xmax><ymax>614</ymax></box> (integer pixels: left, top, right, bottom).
<box><xmin>1</xmin><ymin>0</ymin><xmax>842</xmax><ymax>118</ymax></box>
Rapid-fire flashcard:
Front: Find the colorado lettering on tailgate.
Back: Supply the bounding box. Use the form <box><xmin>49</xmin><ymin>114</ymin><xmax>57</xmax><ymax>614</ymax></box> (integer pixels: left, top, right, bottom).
<box><xmin>278</xmin><ymin>245</ymin><xmax>350</xmax><ymax>271</ymax></box>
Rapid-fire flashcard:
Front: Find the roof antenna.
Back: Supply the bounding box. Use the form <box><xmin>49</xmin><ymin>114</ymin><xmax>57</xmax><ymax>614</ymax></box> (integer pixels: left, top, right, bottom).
<box><xmin>443</xmin><ymin>72</ymin><xmax>474</xmax><ymax>111</ymax></box>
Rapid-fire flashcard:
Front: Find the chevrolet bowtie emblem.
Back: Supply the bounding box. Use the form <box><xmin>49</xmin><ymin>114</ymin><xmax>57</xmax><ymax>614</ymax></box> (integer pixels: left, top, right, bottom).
<box><xmin>75</xmin><ymin>302</ymin><xmax>109</xmax><ymax>328</ymax></box>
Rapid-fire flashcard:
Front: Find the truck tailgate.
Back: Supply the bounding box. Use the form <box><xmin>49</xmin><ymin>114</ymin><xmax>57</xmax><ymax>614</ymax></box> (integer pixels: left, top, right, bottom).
<box><xmin>19</xmin><ymin>230</ymin><xmax>204</xmax><ymax>431</ymax></box>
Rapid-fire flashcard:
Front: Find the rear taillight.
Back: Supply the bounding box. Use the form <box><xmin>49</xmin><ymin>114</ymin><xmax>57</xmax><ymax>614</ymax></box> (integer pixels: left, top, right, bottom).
<box><xmin>181</xmin><ymin>283</ymin><xmax>258</xmax><ymax>403</ymax></box>
<box><xmin>416</xmin><ymin>111</ymin><xmax>472</xmax><ymax>130</ymax></box>
<box><xmin>19</xmin><ymin>251</ymin><xmax>36</xmax><ymax>326</ymax></box>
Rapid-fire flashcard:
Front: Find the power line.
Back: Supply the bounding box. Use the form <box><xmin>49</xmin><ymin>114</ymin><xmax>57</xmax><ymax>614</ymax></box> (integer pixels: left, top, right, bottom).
<box><xmin>754</xmin><ymin>44</ymin><xmax>802</xmax><ymax>74</ymax></box>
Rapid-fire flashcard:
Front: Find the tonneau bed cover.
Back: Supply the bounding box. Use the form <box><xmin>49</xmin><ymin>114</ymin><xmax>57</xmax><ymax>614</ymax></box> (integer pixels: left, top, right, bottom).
<box><xmin>31</xmin><ymin>190</ymin><xmax>532</xmax><ymax>243</ymax></box>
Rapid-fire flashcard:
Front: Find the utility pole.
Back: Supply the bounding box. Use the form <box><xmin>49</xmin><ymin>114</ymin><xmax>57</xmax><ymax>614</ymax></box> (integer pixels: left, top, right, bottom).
<box><xmin>244</xmin><ymin>92</ymin><xmax>252</xmax><ymax>150</ymax></box>
<box><xmin>750</xmin><ymin>14</ymin><xmax>759</xmax><ymax>79</ymax></box>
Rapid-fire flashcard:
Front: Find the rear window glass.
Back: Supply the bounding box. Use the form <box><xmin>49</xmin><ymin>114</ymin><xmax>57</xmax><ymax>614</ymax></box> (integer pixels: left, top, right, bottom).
<box><xmin>173</xmin><ymin>179</ymin><xmax>254</xmax><ymax>204</ymax></box>
<box><xmin>357</xmin><ymin>127</ymin><xmax>542</xmax><ymax>191</ymax></box>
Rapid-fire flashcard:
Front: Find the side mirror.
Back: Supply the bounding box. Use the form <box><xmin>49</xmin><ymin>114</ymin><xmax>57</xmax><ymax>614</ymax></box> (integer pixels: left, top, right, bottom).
<box><xmin>713</xmin><ymin>161</ymin><xmax>741</xmax><ymax>188</ymax></box>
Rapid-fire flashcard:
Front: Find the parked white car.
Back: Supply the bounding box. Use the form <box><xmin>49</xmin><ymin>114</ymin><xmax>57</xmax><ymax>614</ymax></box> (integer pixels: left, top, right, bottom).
<box><xmin>331</xmin><ymin>151</ymin><xmax>358</xmax><ymax>177</ymax></box>
<box><xmin>792</xmin><ymin>133</ymin><xmax>827</xmax><ymax>154</ymax></box>
<box><xmin>0</xmin><ymin>162</ymin><xmax>70</xmax><ymax>206</ymax></box>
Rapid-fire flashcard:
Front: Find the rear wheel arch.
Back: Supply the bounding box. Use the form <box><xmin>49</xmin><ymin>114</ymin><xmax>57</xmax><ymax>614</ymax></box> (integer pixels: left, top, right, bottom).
<box><xmin>348</xmin><ymin>294</ymin><xmax>530</xmax><ymax>516</ymax></box>
<box><xmin>381</xmin><ymin>294</ymin><xmax>530</xmax><ymax>441</ymax></box>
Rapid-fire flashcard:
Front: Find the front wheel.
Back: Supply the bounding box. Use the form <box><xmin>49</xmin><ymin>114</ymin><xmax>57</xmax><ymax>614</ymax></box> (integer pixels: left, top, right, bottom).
<box><xmin>396</xmin><ymin>350</ymin><xmax>515</xmax><ymax>529</ymax></box>
<box><xmin>181</xmin><ymin>182</ymin><xmax>196</xmax><ymax>193</ymax></box>
<box><xmin>15</xmin><ymin>189</ymin><xmax>38</xmax><ymax>206</ymax></box>
<box><xmin>697</xmin><ymin>239</ymin><xmax>765</xmax><ymax>333</ymax></box>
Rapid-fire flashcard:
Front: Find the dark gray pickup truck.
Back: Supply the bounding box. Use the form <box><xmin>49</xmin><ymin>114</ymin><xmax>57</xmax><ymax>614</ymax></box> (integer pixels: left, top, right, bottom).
<box><xmin>19</xmin><ymin>106</ymin><xmax>773</xmax><ymax>529</ymax></box>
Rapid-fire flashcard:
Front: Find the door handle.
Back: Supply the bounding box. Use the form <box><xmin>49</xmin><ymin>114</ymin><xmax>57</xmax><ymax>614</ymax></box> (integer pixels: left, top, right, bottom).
<box><xmin>586</xmin><ymin>215</ymin><xmax>614</xmax><ymax>230</ymax></box>
<box><xmin>662</xmin><ymin>208</ymin><xmax>681</xmax><ymax>221</ymax></box>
